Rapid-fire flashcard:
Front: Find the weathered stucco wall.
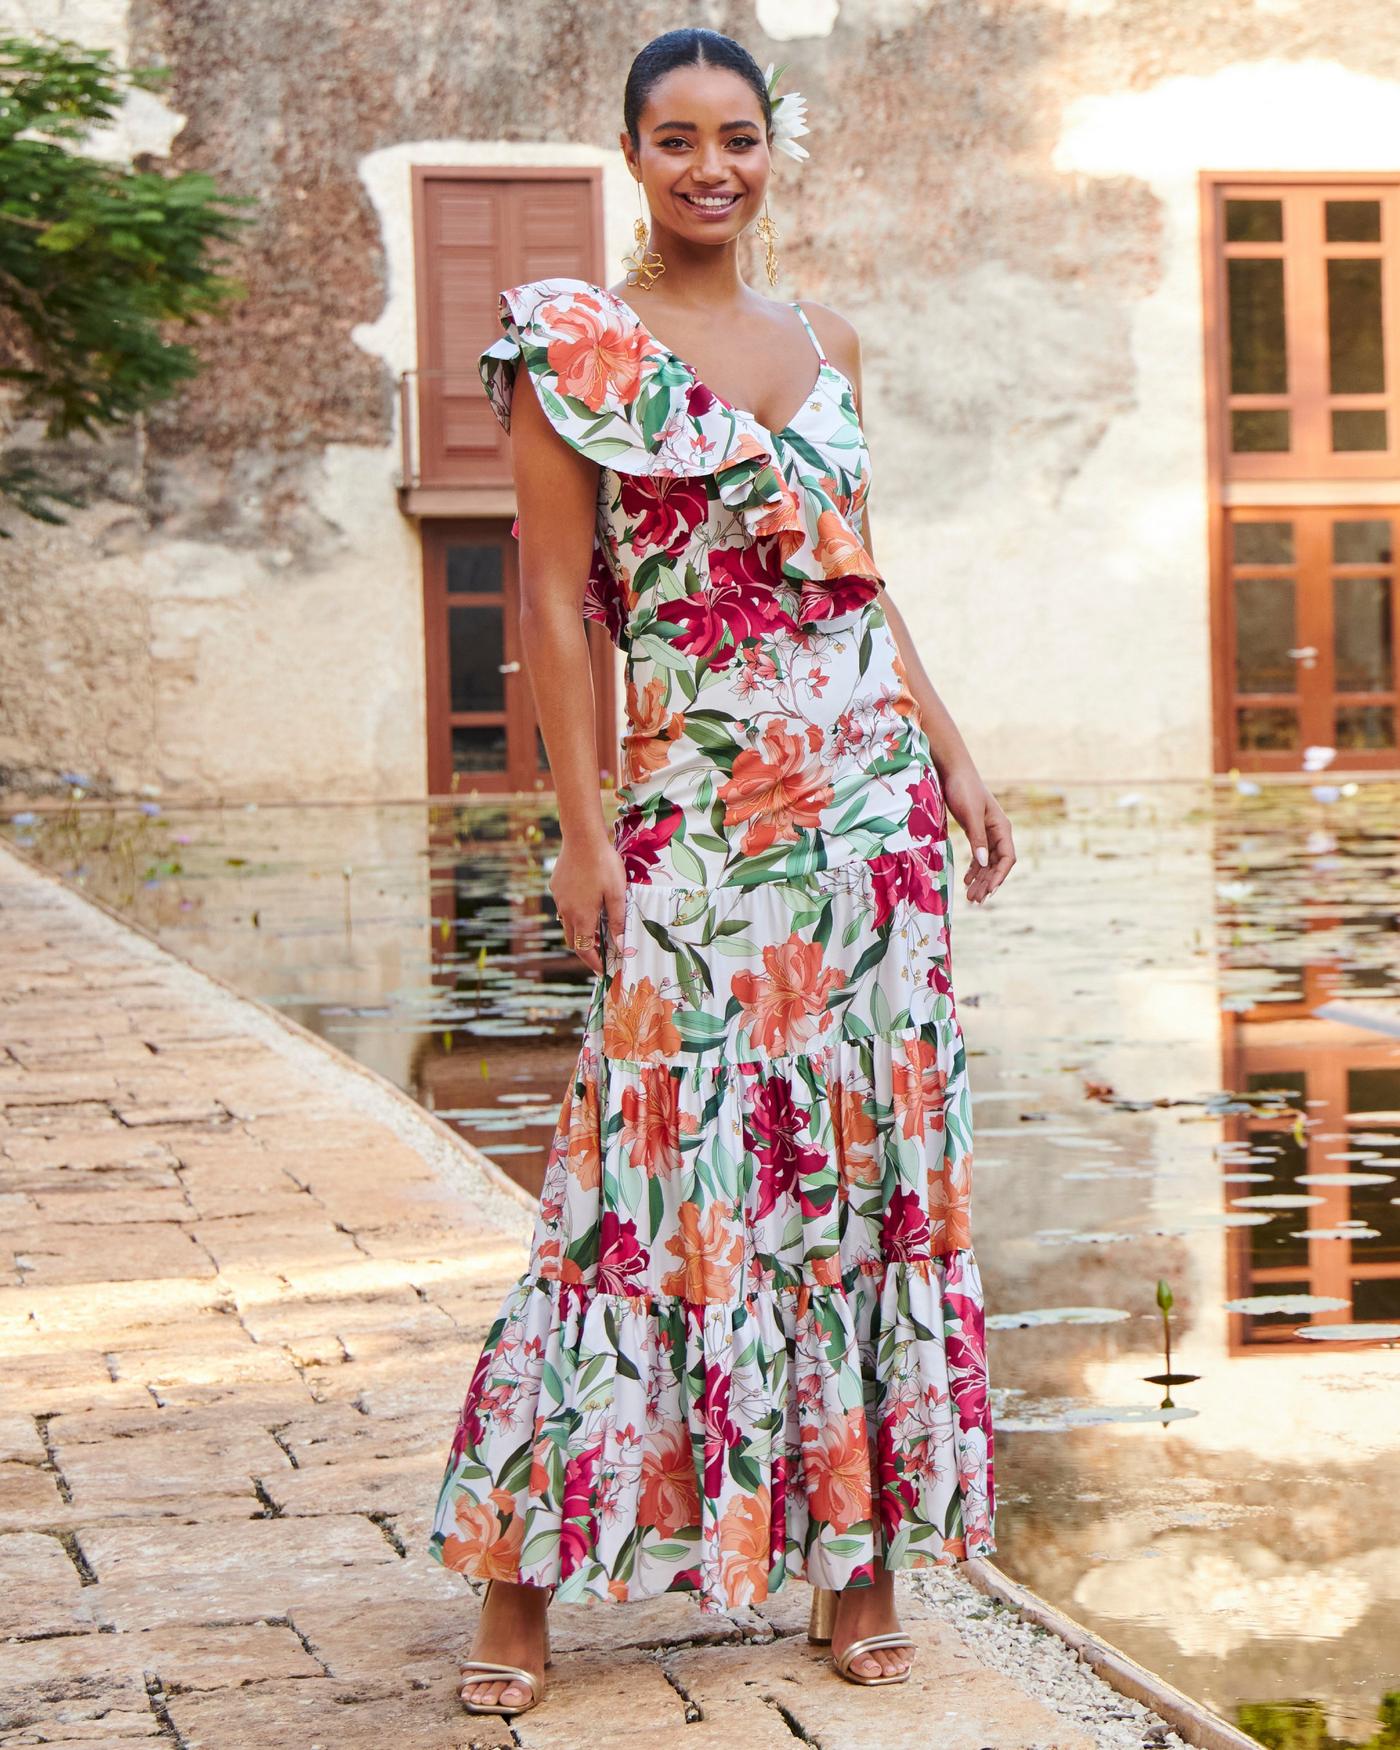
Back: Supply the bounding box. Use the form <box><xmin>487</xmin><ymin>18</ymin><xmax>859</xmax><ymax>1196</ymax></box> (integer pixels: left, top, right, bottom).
<box><xmin>6</xmin><ymin>0</ymin><xmax>1400</xmax><ymax>797</ymax></box>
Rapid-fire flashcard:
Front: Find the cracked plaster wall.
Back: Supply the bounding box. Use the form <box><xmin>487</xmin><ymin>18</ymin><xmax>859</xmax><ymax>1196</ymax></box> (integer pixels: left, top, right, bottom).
<box><xmin>6</xmin><ymin>0</ymin><xmax>1400</xmax><ymax>796</ymax></box>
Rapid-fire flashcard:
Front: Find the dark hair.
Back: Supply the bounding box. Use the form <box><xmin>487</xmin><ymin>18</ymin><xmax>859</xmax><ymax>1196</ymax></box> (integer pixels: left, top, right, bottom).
<box><xmin>623</xmin><ymin>28</ymin><xmax>772</xmax><ymax>150</ymax></box>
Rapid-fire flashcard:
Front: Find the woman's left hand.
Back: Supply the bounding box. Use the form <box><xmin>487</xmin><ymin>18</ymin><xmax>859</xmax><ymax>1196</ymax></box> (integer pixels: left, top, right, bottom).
<box><xmin>941</xmin><ymin>763</ymin><xmax>1016</xmax><ymax>904</ymax></box>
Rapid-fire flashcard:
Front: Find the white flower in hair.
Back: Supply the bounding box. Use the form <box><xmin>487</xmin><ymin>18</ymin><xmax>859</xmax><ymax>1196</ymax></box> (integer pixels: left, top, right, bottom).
<box><xmin>763</xmin><ymin>59</ymin><xmax>811</xmax><ymax>162</ymax></box>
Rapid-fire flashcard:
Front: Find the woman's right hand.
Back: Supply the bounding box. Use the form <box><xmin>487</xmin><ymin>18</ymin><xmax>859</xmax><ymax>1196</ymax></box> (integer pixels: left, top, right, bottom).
<box><xmin>549</xmin><ymin>839</ymin><xmax>628</xmax><ymax>977</ymax></box>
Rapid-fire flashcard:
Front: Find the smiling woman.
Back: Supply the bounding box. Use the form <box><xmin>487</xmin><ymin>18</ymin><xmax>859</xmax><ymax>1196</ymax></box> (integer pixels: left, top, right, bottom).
<box><xmin>426</xmin><ymin>24</ymin><xmax>1016</xmax><ymax>1723</ymax></box>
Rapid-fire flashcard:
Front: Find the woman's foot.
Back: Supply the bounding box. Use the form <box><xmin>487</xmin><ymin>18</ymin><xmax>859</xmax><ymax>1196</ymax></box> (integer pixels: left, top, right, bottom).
<box><xmin>833</xmin><ymin>1559</ymin><xmax>915</xmax><ymax>1681</ymax></box>
<box><xmin>459</xmin><ymin>1578</ymin><xmax>550</xmax><ymax>1712</ymax></box>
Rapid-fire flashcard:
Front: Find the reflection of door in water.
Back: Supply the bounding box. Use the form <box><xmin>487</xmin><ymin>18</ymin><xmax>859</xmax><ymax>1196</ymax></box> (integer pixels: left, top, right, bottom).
<box><xmin>1225</xmin><ymin>507</ymin><xmax>1397</xmax><ymax>769</ymax></box>
<box><xmin>422</xmin><ymin>519</ymin><xmax>616</xmax><ymax>795</ymax></box>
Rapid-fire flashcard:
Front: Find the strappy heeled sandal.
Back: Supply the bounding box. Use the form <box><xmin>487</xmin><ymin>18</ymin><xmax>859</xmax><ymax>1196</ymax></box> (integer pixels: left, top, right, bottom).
<box><xmin>458</xmin><ymin>1578</ymin><xmax>553</xmax><ymax>1718</ymax></box>
<box><xmin>808</xmin><ymin>1585</ymin><xmax>915</xmax><ymax>1687</ymax></box>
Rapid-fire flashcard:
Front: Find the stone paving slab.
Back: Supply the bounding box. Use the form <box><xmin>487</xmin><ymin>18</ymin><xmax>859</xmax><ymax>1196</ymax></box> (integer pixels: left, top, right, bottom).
<box><xmin>1</xmin><ymin>841</ymin><xmax>1105</xmax><ymax>1748</ymax></box>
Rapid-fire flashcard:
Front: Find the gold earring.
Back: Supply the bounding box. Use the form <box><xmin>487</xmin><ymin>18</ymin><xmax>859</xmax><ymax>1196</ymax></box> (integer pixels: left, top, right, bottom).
<box><xmin>623</xmin><ymin>179</ymin><xmax>665</xmax><ymax>289</ymax></box>
<box><xmin>753</xmin><ymin>196</ymin><xmax>780</xmax><ymax>289</ymax></box>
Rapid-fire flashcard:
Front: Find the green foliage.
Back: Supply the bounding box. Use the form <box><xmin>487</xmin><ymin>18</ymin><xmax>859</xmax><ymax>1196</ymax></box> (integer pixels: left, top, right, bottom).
<box><xmin>0</xmin><ymin>33</ymin><xmax>255</xmax><ymax>525</ymax></box>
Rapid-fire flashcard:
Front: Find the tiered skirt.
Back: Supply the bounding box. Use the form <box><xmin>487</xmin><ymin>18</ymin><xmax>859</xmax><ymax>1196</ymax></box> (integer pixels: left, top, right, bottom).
<box><xmin>429</xmin><ymin>841</ymin><xmax>997</xmax><ymax>1612</ymax></box>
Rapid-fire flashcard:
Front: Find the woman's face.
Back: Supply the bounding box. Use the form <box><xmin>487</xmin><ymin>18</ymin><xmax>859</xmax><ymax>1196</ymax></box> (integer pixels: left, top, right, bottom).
<box><xmin>627</xmin><ymin>63</ymin><xmax>773</xmax><ymax>242</ymax></box>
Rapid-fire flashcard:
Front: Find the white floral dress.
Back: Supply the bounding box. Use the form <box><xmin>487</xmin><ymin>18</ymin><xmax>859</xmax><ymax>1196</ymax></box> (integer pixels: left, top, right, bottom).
<box><xmin>429</xmin><ymin>276</ymin><xmax>997</xmax><ymax>1613</ymax></box>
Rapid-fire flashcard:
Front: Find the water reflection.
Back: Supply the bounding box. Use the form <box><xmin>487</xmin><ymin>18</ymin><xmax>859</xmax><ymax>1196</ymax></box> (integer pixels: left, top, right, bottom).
<box><xmin>5</xmin><ymin>779</ymin><xmax>1400</xmax><ymax>1744</ymax></box>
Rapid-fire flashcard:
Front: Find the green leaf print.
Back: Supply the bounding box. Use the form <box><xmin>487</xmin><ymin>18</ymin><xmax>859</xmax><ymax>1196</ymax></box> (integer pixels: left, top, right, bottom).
<box><xmin>709</xmin><ymin>935</ymin><xmax>758</xmax><ymax>957</ymax></box>
<box><xmin>682</xmin><ymin>714</ymin><xmax>741</xmax><ymax>756</ymax></box>
<box><xmin>728</xmin><ymin>1447</ymin><xmax>763</xmax><ymax>1492</ymax></box>
<box><xmin>640</xmin><ymin>382</ymin><xmax>673</xmax><ymax>446</ymax></box>
<box><xmin>497</xmin><ymin>1438</ymin><xmax>534</xmax><ymax>1494</ymax></box>
<box><xmin>784</xmin><ymin>836</ymin><xmax>827</xmax><ymax>880</ymax></box>
<box><xmin>676</xmin><ymin>1009</ymin><xmax>728</xmax><ymax>1049</ymax></box>
<box><xmin>668</xmin><ymin>838</ymin><xmax>707</xmax><ymax>884</ymax></box>
<box><xmin>647</xmin><ymin>1538</ymin><xmax>699</xmax><ymax>1562</ymax></box>
<box><xmin>637</xmin><ymin>633</ymin><xmax>696</xmax><ymax>674</ymax></box>
<box><xmin>642</xmin><ymin>916</ymin><xmax>677</xmax><ymax>952</ymax></box>
<box><xmin>673</xmin><ymin>889</ymin><xmax>710</xmax><ymax>928</ymax></box>
<box><xmin>813</xmin><ymin>897</ymin><xmax>835</xmax><ymax>949</ymax></box>
<box><xmin>610</xmin><ymin>1525</ymin><xmax>642</xmax><ymax>1583</ymax></box>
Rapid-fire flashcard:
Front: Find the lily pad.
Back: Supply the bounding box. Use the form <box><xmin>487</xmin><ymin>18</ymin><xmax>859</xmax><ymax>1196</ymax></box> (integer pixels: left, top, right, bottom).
<box><xmin>1293</xmin><ymin>1323</ymin><xmax>1400</xmax><ymax>1342</ymax></box>
<box><xmin>1289</xmin><ymin>1226</ymin><xmax>1382</xmax><ymax>1240</ymax></box>
<box><xmin>987</xmin><ymin>1306</ymin><xmax>1132</xmax><ymax>1329</ymax></box>
<box><xmin>1222</xmin><ymin>1293</ymin><xmax>1351</xmax><ymax>1314</ymax></box>
<box><xmin>1297</xmin><ymin>1172</ymin><xmax>1396</xmax><ymax>1186</ymax></box>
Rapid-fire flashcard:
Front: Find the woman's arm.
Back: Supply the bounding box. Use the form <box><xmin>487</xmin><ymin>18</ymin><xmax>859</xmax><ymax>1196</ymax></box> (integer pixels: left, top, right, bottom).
<box><xmin>805</xmin><ymin>304</ymin><xmax>1017</xmax><ymax>905</ymax></box>
<box><xmin>509</xmin><ymin>366</ymin><xmax>627</xmax><ymax>972</ymax></box>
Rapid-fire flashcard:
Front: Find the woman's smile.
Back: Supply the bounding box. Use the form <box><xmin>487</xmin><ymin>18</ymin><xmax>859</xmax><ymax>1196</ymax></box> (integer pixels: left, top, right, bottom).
<box><xmin>676</xmin><ymin>189</ymin><xmax>743</xmax><ymax>217</ymax></box>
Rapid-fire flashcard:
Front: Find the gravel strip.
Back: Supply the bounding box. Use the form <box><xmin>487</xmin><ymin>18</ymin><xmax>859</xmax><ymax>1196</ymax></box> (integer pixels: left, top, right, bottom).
<box><xmin>911</xmin><ymin>1565</ymin><xmax>1193</xmax><ymax>1750</ymax></box>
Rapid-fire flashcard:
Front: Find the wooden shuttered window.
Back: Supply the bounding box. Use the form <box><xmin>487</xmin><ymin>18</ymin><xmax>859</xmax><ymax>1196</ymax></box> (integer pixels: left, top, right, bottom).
<box><xmin>411</xmin><ymin>168</ymin><xmax>603</xmax><ymax>487</ymax></box>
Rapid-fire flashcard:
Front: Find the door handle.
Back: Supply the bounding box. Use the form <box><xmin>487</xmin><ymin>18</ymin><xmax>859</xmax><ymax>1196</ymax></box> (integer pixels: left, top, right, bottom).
<box><xmin>498</xmin><ymin>661</ymin><xmax>522</xmax><ymax>675</ymax></box>
<box><xmin>1287</xmin><ymin>646</ymin><xmax>1318</xmax><ymax>667</ymax></box>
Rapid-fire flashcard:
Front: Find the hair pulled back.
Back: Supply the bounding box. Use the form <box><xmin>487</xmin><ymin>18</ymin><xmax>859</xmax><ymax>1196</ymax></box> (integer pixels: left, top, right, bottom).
<box><xmin>623</xmin><ymin>28</ymin><xmax>772</xmax><ymax>151</ymax></box>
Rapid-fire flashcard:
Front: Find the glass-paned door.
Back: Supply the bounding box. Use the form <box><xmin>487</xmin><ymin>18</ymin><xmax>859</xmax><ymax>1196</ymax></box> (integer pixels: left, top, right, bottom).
<box><xmin>422</xmin><ymin>519</ymin><xmax>617</xmax><ymax>795</ymax></box>
<box><xmin>1225</xmin><ymin>507</ymin><xmax>1398</xmax><ymax>768</ymax></box>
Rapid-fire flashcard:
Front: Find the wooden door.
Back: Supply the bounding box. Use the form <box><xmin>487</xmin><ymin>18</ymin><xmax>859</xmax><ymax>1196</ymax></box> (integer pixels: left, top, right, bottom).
<box><xmin>1224</xmin><ymin>506</ymin><xmax>1397</xmax><ymax>768</ymax></box>
<box><xmin>412</xmin><ymin>169</ymin><xmax>603</xmax><ymax>488</ymax></box>
<box><xmin>423</xmin><ymin>520</ymin><xmax>617</xmax><ymax>795</ymax></box>
<box><xmin>1203</xmin><ymin>177</ymin><xmax>1400</xmax><ymax>771</ymax></box>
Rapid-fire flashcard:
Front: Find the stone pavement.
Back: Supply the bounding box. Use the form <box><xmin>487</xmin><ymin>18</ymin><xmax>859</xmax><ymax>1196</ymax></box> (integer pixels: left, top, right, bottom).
<box><xmin>0</xmin><ymin>840</ymin><xmax>1093</xmax><ymax>1750</ymax></box>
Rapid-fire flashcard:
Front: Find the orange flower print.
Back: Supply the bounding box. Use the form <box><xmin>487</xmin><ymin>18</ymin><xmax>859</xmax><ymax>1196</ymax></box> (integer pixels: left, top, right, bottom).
<box><xmin>892</xmin><ymin>1038</ymin><xmax>947</xmax><ymax>1141</ymax></box>
<box><xmin>731</xmin><ymin>934</ymin><xmax>846</xmax><ymax>1055</ymax></box>
<box><xmin>623</xmin><ymin>677</ymin><xmax>685</xmax><ymax>785</ymax></box>
<box><xmin>620</xmin><ymin>1066</ymin><xmax>688</xmax><ymax>1178</ymax></box>
<box><xmin>542</xmin><ymin>294</ymin><xmax>653</xmax><ymax>413</ymax></box>
<box><xmin>718</xmin><ymin>1483</ymin><xmax>772</xmax><ymax>1606</ymax></box>
<box><xmin>818</xmin><ymin>471</ymin><xmax>852</xmax><ymax>518</ymax></box>
<box><xmin>928</xmin><ymin>1152</ymin><xmax>973</xmax><ymax>1252</ymax></box>
<box><xmin>604</xmin><ymin>974</ymin><xmax>682</xmax><ymax>1064</ymax></box>
<box><xmin>718</xmin><ymin>720</ymin><xmax>833</xmax><ymax>857</ymax></box>
<box><xmin>803</xmin><ymin>1409</ymin><xmax>872</xmax><ymax>1535</ymax></box>
<box><xmin>889</xmin><ymin>649</ymin><xmax>918</xmax><ymax>720</ymax></box>
<box><xmin>830</xmin><ymin>1081</ymin><xmax>880</xmax><ymax>1184</ymax></box>
<box><xmin>659</xmin><ymin>1200</ymin><xmax>744</xmax><ymax>1303</ymax></box>
<box><xmin>639</xmin><ymin>1423</ymin><xmax>700</xmax><ymax>1538</ymax></box>
<box><xmin>753</xmin><ymin>474</ymin><xmax>806</xmax><ymax>563</ymax></box>
<box><xmin>563</xmin><ymin>1071</ymin><xmax>601</xmax><ymax>1189</ymax></box>
<box><xmin>813</xmin><ymin>508</ymin><xmax>880</xmax><ymax>580</ymax></box>
<box><xmin>441</xmin><ymin>1490</ymin><xmax>525</xmax><ymax>1580</ymax></box>
<box><xmin>810</xmin><ymin>1252</ymin><xmax>843</xmax><ymax>1287</ymax></box>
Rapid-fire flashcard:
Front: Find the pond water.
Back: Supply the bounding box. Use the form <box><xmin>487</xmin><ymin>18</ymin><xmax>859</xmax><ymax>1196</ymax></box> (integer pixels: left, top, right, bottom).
<box><xmin>6</xmin><ymin>779</ymin><xmax>1400</xmax><ymax>1747</ymax></box>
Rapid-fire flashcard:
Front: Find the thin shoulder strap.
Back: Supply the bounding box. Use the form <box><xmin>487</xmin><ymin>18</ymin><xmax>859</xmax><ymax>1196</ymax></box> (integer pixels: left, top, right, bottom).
<box><xmin>791</xmin><ymin>300</ymin><xmax>827</xmax><ymax>363</ymax></box>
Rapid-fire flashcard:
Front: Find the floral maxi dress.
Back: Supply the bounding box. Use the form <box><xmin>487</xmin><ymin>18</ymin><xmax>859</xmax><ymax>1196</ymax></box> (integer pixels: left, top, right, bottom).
<box><xmin>428</xmin><ymin>276</ymin><xmax>997</xmax><ymax>1613</ymax></box>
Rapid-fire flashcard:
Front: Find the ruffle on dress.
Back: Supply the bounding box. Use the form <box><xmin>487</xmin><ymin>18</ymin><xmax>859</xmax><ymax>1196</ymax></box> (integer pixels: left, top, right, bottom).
<box><xmin>477</xmin><ymin>277</ymin><xmax>884</xmax><ymax>647</ymax></box>
<box><xmin>434</xmin><ymin>1246</ymin><xmax>994</xmax><ymax>1612</ymax></box>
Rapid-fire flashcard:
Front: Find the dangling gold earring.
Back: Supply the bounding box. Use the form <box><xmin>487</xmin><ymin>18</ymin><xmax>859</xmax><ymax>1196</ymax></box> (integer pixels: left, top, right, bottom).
<box><xmin>754</xmin><ymin>196</ymin><xmax>780</xmax><ymax>289</ymax></box>
<box><xmin>623</xmin><ymin>177</ymin><xmax>665</xmax><ymax>290</ymax></box>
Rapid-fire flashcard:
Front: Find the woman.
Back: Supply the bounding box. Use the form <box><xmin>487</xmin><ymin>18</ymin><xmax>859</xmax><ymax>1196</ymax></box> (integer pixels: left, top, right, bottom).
<box><xmin>429</xmin><ymin>26</ymin><xmax>1015</xmax><ymax>1718</ymax></box>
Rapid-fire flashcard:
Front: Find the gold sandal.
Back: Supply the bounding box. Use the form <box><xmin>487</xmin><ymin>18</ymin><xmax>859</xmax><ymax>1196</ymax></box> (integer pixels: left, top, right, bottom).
<box><xmin>458</xmin><ymin>1578</ymin><xmax>553</xmax><ymax>1718</ymax></box>
<box><xmin>808</xmin><ymin>1585</ymin><xmax>915</xmax><ymax>1687</ymax></box>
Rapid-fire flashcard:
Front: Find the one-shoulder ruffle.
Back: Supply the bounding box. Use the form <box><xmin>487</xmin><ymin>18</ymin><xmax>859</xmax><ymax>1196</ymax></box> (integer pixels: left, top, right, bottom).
<box><xmin>478</xmin><ymin>277</ymin><xmax>883</xmax><ymax>647</ymax></box>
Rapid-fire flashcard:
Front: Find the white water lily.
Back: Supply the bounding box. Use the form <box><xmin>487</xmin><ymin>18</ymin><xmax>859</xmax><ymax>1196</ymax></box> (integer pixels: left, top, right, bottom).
<box><xmin>763</xmin><ymin>60</ymin><xmax>811</xmax><ymax>161</ymax></box>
